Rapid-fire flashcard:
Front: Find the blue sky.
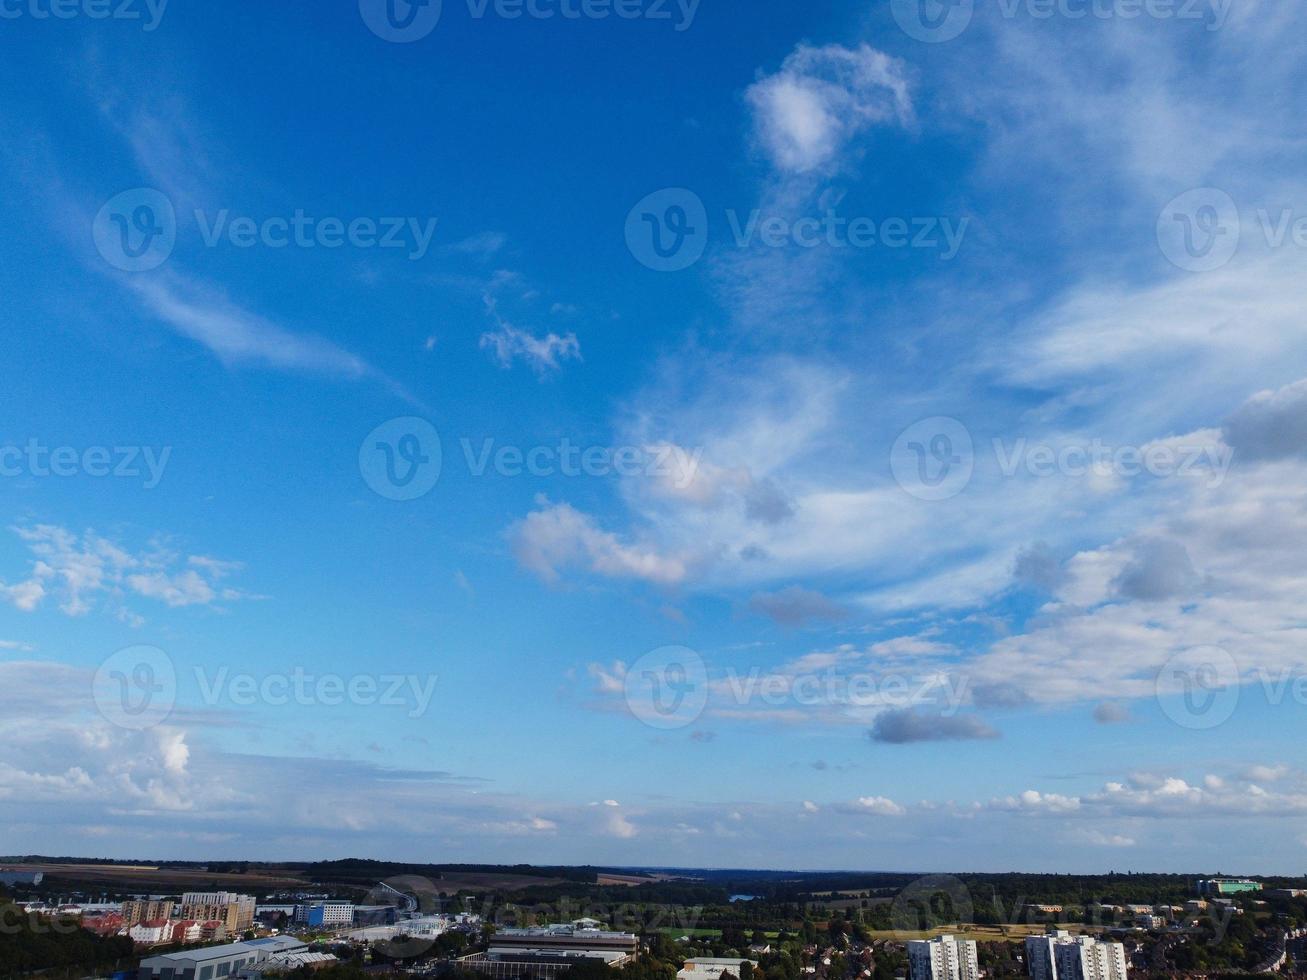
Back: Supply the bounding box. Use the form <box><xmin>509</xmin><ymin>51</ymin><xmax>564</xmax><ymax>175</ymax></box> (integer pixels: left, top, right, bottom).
<box><xmin>2</xmin><ymin>0</ymin><xmax>1307</xmax><ymax>871</ymax></box>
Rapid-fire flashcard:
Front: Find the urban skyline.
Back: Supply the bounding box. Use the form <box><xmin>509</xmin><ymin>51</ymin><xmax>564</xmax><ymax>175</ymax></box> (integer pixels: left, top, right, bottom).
<box><xmin>2</xmin><ymin>0</ymin><xmax>1306</xmax><ymax>872</ymax></box>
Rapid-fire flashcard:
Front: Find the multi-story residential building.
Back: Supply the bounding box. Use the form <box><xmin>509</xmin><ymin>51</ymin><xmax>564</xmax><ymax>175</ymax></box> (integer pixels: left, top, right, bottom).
<box><xmin>1026</xmin><ymin>932</ymin><xmax>1129</xmax><ymax>980</ymax></box>
<box><xmin>129</xmin><ymin>920</ymin><xmax>173</xmax><ymax>946</ymax></box>
<box><xmin>179</xmin><ymin>892</ymin><xmax>256</xmax><ymax>933</ymax></box>
<box><xmin>908</xmin><ymin>935</ymin><xmax>980</xmax><ymax>980</ymax></box>
<box><xmin>123</xmin><ymin>899</ymin><xmax>176</xmax><ymax>926</ymax></box>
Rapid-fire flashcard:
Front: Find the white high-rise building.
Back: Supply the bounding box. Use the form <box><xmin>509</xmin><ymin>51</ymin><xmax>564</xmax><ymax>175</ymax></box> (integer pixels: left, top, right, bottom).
<box><xmin>1026</xmin><ymin>932</ymin><xmax>1128</xmax><ymax>980</ymax></box>
<box><xmin>908</xmin><ymin>935</ymin><xmax>980</xmax><ymax>980</ymax></box>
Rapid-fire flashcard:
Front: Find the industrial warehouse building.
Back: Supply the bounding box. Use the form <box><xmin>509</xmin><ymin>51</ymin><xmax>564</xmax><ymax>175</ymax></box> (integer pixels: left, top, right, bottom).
<box><xmin>458</xmin><ymin>923</ymin><xmax>638</xmax><ymax>979</ymax></box>
<box><xmin>137</xmin><ymin>936</ymin><xmax>307</xmax><ymax>980</ymax></box>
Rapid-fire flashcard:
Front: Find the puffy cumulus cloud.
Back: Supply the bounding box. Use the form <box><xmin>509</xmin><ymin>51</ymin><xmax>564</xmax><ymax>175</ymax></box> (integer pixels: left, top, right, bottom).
<box><xmin>746</xmin><ymin>43</ymin><xmax>913</xmax><ymax>175</ymax></box>
<box><xmin>1224</xmin><ymin>378</ymin><xmax>1307</xmax><ymax>463</ymax></box>
<box><xmin>868</xmin><ymin>708</ymin><xmax>999</xmax><ymax>744</ymax></box>
<box><xmin>510</xmin><ymin>499</ymin><xmax>687</xmax><ymax>586</ymax></box>
<box><xmin>747</xmin><ymin>586</ymin><xmax>847</xmax><ymax>627</ymax></box>
<box><xmin>1014</xmin><ymin>541</ymin><xmax>1067</xmax><ymax>593</ymax></box>
<box><xmin>589</xmin><ymin>800</ymin><xmax>638</xmax><ymax>839</ymax></box>
<box><xmin>991</xmin><ymin>790</ymin><xmax>1081</xmax><ymax>814</ymax></box>
<box><xmin>1111</xmin><ymin>538</ymin><xmax>1202</xmax><ymax>601</ymax></box>
<box><xmin>0</xmin><ymin>525</ymin><xmax>251</xmax><ymax>620</ymax></box>
<box><xmin>642</xmin><ymin>446</ymin><xmax>796</xmax><ymax>526</ymax></box>
<box><xmin>853</xmin><ymin>795</ymin><xmax>907</xmax><ymax>817</ymax></box>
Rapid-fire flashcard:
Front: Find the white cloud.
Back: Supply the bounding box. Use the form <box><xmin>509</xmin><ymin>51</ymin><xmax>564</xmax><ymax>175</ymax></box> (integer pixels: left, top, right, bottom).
<box><xmin>511</xmin><ymin>499</ymin><xmax>687</xmax><ymax>586</ymax></box>
<box><xmin>129</xmin><ymin>274</ymin><xmax>374</xmax><ymax>380</ymax></box>
<box><xmin>0</xmin><ymin>525</ymin><xmax>252</xmax><ymax>619</ymax></box>
<box><xmin>854</xmin><ymin>795</ymin><xmax>906</xmax><ymax>817</ymax></box>
<box><xmin>480</xmin><ymin>325</ymin><xmax>581</xmax><ymax>374</ymax></box>
<box><xmin>746</xmin><ymin>44</ymin><xmax>913</xmax><ymax>174</ymax></box>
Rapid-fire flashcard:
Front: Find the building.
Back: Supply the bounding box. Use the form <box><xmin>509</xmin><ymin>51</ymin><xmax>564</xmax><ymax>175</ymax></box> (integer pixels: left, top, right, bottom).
<box><xmin>492</xmin><ymin>923</ymin><xmax>639</xmax><ymax>955</ymax></box>
<box><xmin>678</xmin><ymin>957</ymin><xmax>755</xmax><ymax>980</ymax></box>
<box><xmin>124</xmin><ymin>899</ymin><xmax>177</xmax><ymax>926</ymax></box>
<box><xmin>138</xmin><ymin>936</ymin><xmax>307</xmax><ymax>980</ymax></box>
<box><xmin>130</xmin><ymin>920</ymin><xmax>174</xmax><ymax>946</ymax></box>
<box><xmin>459</xmin><ymin>925</ymin><xmax>641</xmax><ymax>980</ymax></box>
<box><xmin>1197</xmin><ymin>879</ymin><xmax>1262</xmax><ymax>897</ymax></box>
<box><xmin>907</xmin><ymin>936</ymin><xmax>979</xmax><ymax>980</ymax></box>
<box><xmin>1026</xmin><ymin>932</ymin><xmax>1128</xmax><ymax>980</ymax></box>
<box><xmin>83</xmin><ymin>912</ymin><xmax>125</xmax><ymax>937</ymax></box>
<box><xmin>0</xmin><ymin>869</ymin><xmax>43</xmax><ymax>887</ymax></box>
<box><xmin>179</xmin><ymin>892</ymin><xmax>257</xmax><ymax>933</ymax></box>
<box><xmin>294</xmin><ymin>901</ymin><xmax>355</xmax><ymax>927</ymax></box>
<box><xmin>461</xmin><ymin>948</ymin><xmax>635</xmax><ymax>980</ymax></box>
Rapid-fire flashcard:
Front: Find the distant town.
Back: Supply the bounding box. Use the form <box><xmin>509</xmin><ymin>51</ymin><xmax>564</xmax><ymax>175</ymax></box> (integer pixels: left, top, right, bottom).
<box><xmin>3</xmin><ymin>862</ymin><xmax>1307</xmax><ymax>980</ymax></box>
